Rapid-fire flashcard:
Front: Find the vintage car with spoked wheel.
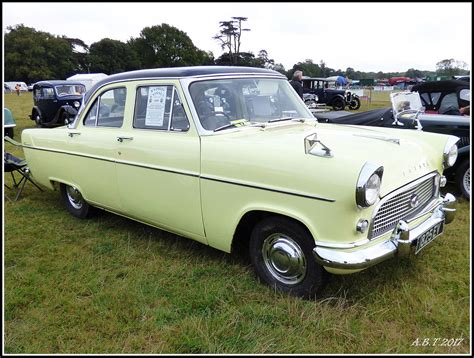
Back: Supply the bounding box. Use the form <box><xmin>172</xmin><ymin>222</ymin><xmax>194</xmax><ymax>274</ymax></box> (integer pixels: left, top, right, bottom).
<box><xmin>302</xmin><ymin>77</ymin><xmax>361</xmax><ymax>111</ymax></box>
<box><xmin>30</xmin><ymin>80</ymin><xmax>86</xmax><ymax>127</ymax></box>
<box><xmin>21</xmin><ymin>66</ymin><xmax>458</xmax><ymax>298</ymax></box>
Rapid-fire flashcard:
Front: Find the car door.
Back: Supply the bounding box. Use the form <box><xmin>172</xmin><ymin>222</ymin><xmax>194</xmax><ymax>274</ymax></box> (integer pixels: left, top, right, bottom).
<box><xmin>37</xmin><ymin>86</ymin><xmax>57</xmax><ymax>122</ymax></box>
<box><xmin>65</xmin><ymin>86</ymin><xmax>127</xmax><ymax>211</ymax></box>
<box><xmin>115</xmin><ymin>81</ymin><xmax>206</xmax><ymax>243</ymax></box>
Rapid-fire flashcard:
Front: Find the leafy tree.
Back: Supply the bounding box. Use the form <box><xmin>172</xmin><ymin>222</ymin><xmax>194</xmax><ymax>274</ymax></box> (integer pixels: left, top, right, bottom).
<box><xmin>405</xmin><ymin>68</ymin><xmax>423</xmax><ymax>79</ymax></box>
<box><xmin>89</xmin><ymin>38</ymin><xmax>140</xmax><ymax>74</ymax></box>
<box><xmin>4</xmin><ymin>24</ymin><xmax>77</xmax><ymax>82</ymax></box>
<box><xmin>289</xmin><ymin>59</ymin><xmax>321</xmax><ymax>78</ymax></box>
<box><xmin>63</xmin><ymin>37</ymin><xmax>90</xmax><ymax>73</ymax></box>
<box><xmin>436</xmin><ymin>58</ymin><xmax>469</xmax><ymax>76</ymax></box>
<box><xmin>129</xmin><ymin>24</ymin><xmax>213</xmax><ymax>68</ymax></box>
<box><xmin>213</xmin><ymin>17</ymin><xmax>250</xmax><ymax>65</ymax></box>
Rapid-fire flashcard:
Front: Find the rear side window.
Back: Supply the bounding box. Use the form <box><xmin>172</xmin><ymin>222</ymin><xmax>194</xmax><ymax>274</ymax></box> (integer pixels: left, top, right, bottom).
<box><xmin>133</xmin><ymin>86</ymin><xmax>189</xmax><ymax>131</ymax></box>
<box><xmin>83</xmin><ymin>87</ymin><xmax>126</xmax><ymax>128</ymax></box>
<box><xmin>42</xmin><ymin>88</ymin><xmax>55</xmax><ymax>99</ymax></box>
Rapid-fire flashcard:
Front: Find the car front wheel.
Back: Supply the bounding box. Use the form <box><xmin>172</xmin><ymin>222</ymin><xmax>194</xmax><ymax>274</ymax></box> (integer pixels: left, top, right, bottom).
<box><xmin>60</xmin><ymin>183</ymin><xmax>93</xmax><ymax>218</ymax></box>
<box><xmin>456</xmin><ymin>160</ymin><xmax>470</xmax><ymax>199</ymax></box>
<box><xmin>249</xmin><ymin>216</ymin><xmax>328</xmax><ymax>298</ymax></box>
<box><xmin>348</xmin><ymin>97</ymin><xmax>361</xmax><ymax>110</ymax></box>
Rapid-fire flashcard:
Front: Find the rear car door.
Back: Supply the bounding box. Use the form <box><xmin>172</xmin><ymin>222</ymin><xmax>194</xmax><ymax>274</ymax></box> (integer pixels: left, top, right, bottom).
<box><xmin>115</xmin><ymin>80</ymin><xmax>206</xmax><ymax>242</ymax></box>
<box><xmin>65</xmin><ymin>86</ymin><xmax>127</xmax><ymax>211</ymax></box>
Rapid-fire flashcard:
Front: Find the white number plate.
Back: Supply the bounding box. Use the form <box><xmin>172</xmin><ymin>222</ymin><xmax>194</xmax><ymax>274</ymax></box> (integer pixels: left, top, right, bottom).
<box><xmin>415</xmin><ymin>221</ymin><xmax>444</xmax><ymax>254</ymax></box>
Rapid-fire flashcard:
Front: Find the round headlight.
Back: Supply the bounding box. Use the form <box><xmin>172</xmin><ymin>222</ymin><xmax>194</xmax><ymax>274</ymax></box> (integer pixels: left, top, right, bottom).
<box><xmin>444</xmin><ymin>143</ymin><xmax>458</xmax><ymax>168</ymax></box>
<box><xmin>73</xmin><ymin>101</ymin><xmax>80</xmax><ymax>108</ymax></box>
<box><xmin>356</xmin><ymin>163</ymin><xmax>384</xmax><ymax>208</ymax></box>
<box><xmin>365</xmin><ymin>173</ymin><xmax>381</xmax><ymax>205</ymax></box>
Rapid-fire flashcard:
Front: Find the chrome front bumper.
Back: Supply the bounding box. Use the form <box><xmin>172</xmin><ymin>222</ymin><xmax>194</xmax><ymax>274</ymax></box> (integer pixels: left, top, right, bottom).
<box><xmin>313</xmin><ymin>193</ymin><xmax>457</xmax><ymax>270</ymax></box>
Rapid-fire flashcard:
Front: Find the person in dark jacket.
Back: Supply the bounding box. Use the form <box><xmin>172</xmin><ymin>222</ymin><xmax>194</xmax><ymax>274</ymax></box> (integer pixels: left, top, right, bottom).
<box><xmin>289</xmin><ymin>70</ymin><xmax>304</xmax><ymax>99</ymax></box>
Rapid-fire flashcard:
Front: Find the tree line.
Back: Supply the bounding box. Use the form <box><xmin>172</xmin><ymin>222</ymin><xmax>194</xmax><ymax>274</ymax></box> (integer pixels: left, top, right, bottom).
<box><xmin>4</xmin><ymin>23</ymin><xmax>469</xmax><ymax>84</ymax></box>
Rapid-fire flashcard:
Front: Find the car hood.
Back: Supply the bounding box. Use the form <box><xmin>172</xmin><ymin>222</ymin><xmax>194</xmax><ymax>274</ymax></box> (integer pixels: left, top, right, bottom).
<box><xmin>201</xmin><ymin>121</ymin><xmax>452</xmax><ymax>201</ymax></box>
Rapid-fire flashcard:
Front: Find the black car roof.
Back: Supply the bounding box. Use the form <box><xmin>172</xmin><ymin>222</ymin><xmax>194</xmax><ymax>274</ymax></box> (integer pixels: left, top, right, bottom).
<box><xmin>34</xmin><ymin>80</ymin><xmax>86</xmax><ymax>87</ymax></box>
<box><xmin>412</xmin><ymin>79</ymin><xmax>469</xmax><ymax>93</ymax></box>
<box><xmin>85</xmin><ymin>66</ymin><xmax>284</xmax><ymax>102</ymax></box>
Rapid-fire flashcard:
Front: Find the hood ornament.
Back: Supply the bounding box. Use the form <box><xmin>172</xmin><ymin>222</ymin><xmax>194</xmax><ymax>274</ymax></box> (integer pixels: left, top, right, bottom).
<box><xmin>304</xmin><ymin>133</ymin><xmax>333</xmax><ymax>158</ymax></box>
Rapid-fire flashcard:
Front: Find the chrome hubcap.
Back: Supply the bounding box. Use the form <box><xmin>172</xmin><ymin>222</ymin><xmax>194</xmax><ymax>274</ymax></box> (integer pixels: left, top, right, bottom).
<box><xmin>262</xmin><ymin>233</ymin><xmax>306</xmax><ymax>285</ymax></box>
<box><xmin>463</xmin><ymin>168</ymin><xmax>470</xmax><ymax>195</ymax></box>
<box><xmin>66</xmin><ymin>186</ymin><xmax>83</xmax><ymax>209</ymax></box>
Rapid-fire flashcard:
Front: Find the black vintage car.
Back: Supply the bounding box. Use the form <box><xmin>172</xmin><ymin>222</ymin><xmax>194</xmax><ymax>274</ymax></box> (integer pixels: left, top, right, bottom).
<box><xmin>315</xmin><ymin>90</ymin><xmax>470</xmax><ymax>199</ymax></box>
<box><xmin>302</xmin><ymin>77</ymin><xmax>361</xmax><ymax>111</ymax></box>
<box><xmin>30</xmin><ymin>81</ymin><xmax>86</xmax><ymax>127</ymax></box>
<box><xmin>411</xmin><ymin>79</ymin><xmax>470</xmax><ymax>115</ymax></box>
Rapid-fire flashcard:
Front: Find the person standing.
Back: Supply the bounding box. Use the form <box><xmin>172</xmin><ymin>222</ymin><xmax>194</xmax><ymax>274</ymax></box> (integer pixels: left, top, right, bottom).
<box><xmin>290</xmin><ymin>70</ymin><xmax>304</xmax><ymax>99</ymax></box>
<box><xmin>15</xmin><ymin>83</ymin><xmax>21</xmax><ymax>96</ymax></box>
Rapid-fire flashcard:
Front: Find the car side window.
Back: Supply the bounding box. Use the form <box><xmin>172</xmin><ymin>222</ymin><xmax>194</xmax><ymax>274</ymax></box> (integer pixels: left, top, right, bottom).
<box><xmin>133</xmin><ymin>86</ymin><xmax>189</xmax><ymax>131</ymax></box>
<box><xmin>42</xmin><ymin>88</ymin><xmax>55</xmax><ymax>99</ymax></box>
<box><xmin>83</xmin><ymin>87</ymin><xmax>126</xmax><ymax>128</ymax></box>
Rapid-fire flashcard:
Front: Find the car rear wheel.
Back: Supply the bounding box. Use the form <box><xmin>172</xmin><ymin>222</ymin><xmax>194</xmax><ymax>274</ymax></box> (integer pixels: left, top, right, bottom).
<box><xmin>331</xmin><ymin>97</ymin><xmax>345</xmax><ymax>111</ymax></box>
<box><xmin>456</xmin><ymin>160</ymin><xmax>470</xmax><ymax>200</ymax></box>
<box><xmin>60</xmin><ymin>183</ymin><xmax>93</xmax><ymax>218</ymax></box>
<box><xmin>249</xmin><ymin>216</ymin><xmax>328</xmax><ymax>298</ymax></box>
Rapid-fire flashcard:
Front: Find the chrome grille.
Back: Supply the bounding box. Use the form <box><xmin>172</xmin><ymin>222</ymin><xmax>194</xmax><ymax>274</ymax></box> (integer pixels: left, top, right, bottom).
<box><xmin>370</xmin><ymin>175</ymin><xmax>436</xmax><ymax>239</ymax></box>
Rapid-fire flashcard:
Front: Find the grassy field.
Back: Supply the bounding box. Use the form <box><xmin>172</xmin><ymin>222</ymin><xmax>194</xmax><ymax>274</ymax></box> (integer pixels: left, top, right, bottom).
<box><xmin>3</xmin><ymin>92</ymin><xmax>471</xmax><ymax>354</ymax></box>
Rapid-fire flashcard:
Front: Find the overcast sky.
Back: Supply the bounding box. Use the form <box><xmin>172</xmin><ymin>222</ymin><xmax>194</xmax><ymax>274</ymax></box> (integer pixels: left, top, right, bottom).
<box><xmin>3</xmin><ymin>2</ymin><xmax>472</xmax><ymax>72</ymax></box>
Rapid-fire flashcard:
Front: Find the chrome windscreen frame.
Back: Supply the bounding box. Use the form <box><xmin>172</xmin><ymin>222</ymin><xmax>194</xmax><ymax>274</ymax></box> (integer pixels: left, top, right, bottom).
<box><xmin>367</xmin><ymin>171</ymin><xmax>440</xmax><ymax>240</ymax></box>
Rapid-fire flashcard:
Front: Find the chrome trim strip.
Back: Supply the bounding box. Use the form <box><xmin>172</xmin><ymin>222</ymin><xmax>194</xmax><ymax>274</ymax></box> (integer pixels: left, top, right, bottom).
<box><xmin>201</xmin><ymin>175</ymin><xmax>336</xmax><ymax>202</ymax></box>
<box><xmin>368</xmin><ymin>172</ymin><xmax>438</xmax><ymax>239</ymax></box>
<box><xmin>23</xmin><ymin>145</ymin><xmax>335</xmax><ymax>203</ymax></box>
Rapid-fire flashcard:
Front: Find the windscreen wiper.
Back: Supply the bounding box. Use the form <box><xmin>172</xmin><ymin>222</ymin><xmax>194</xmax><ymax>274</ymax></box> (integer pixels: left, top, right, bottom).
<box><xmin>268</xmin><ymin>117</ymin><xmax>306</xmax><ymax>123</ymax></box>
<box><xmin>268</xmin><ymin>117</ymin><xmax>294</xmax><ymax>123</ymax></box>
<box><xmin>213</xmin><ymin>123</ymin><xmax>237</xmax><ymax>132</ymax></box>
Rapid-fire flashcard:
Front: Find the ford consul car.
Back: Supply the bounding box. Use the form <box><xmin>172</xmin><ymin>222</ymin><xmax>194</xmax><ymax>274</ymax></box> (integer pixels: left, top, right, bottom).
<box><xmin>21</xmin><ymin>66</ymin><xmax>458</xmax><ymax>298</ymax></box>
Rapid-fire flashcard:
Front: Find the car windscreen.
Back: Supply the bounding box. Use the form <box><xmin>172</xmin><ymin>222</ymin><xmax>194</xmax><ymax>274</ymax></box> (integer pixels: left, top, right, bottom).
<box><xmin>55</xmin><ymin>84</ymin><xmax>86</xmax><ymax>97</ymax></box>
<box><xmin>189</xmin><ymin>77</ymin><xmax>314</xmax><ymax>131</ymax></box>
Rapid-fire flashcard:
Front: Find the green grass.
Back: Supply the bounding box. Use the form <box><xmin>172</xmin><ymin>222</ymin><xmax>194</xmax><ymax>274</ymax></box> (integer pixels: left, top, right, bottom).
<box><xmin>3</xmin><ymin>93</ymin><xmax>471</xmax><ymax>354</ymax></box>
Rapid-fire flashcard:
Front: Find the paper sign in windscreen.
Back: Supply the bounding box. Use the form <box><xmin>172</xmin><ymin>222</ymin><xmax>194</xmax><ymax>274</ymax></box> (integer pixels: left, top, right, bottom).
<box><xmin>145</xmin><ymin>86</ymin><xmax>167</xmax><ymax>126</ymax></box>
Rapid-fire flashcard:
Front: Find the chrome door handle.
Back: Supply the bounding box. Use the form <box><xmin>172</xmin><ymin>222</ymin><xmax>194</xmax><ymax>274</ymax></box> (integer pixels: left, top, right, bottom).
<box><xmin>117</xmin><ymin>136</ymin><xmax>133</xmax><ymax>142</ymax></box>
<box><xmin>68</xmin><ymin>132</ymin><xmax>81</xmax><ymax>137</ymax></box>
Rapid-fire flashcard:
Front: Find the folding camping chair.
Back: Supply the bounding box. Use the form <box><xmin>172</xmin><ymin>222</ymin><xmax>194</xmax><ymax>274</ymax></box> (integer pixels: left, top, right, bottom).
<box><xmin>4</xmin><ymin>136</ymin><xmax>43</xmax><ymax>202</ymax></box>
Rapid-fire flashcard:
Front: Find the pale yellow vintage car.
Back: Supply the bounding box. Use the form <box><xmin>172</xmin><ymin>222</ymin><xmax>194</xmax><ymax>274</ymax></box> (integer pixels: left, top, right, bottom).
<box><xmin>21</xmin><ymin>67</ymin><xmax>458</xmax><ymax>298</ymax></box>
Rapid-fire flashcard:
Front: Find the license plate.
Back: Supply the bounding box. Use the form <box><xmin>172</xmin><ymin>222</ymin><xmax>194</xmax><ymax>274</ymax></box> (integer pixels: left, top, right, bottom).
<box><xmin>415</xmin><ymin>221</ymin><xmax>444</xmax><ymax>254</ymax></box>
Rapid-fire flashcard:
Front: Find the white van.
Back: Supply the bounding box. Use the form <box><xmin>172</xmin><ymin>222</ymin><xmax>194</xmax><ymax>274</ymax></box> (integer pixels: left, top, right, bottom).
<box><xmin>5</xmin><ymin>81</ymin><xmax>28</xmax><ymax>92</ymax></box>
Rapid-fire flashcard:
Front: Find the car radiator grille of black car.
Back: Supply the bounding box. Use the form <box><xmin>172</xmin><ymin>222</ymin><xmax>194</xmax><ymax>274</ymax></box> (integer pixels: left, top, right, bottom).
<box><xmin>459</xmin><ymin>136</ymin><xmax>470</xmax><ymax>148</ymax></box>
<box><xmin>370</xmin><ymin>175</ymin><xmax>436</xmax><ymax>239</ymax></box>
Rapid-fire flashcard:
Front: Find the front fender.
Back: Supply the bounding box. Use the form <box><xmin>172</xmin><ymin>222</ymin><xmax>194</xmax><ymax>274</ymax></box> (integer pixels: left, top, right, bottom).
<box><xmin>30</xmin><ymin>106</ymin><xmax>42</xmax><ymax>120</ymax></box>
<box><xmin>61</xmin><ymin>105</ymin><xmax>78</xmax><ymax>116</ymax></box>
<box><xmin>458</xmin><ymin>145</ymin><xmax>470</xmax><ymax>157</ymax></box>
